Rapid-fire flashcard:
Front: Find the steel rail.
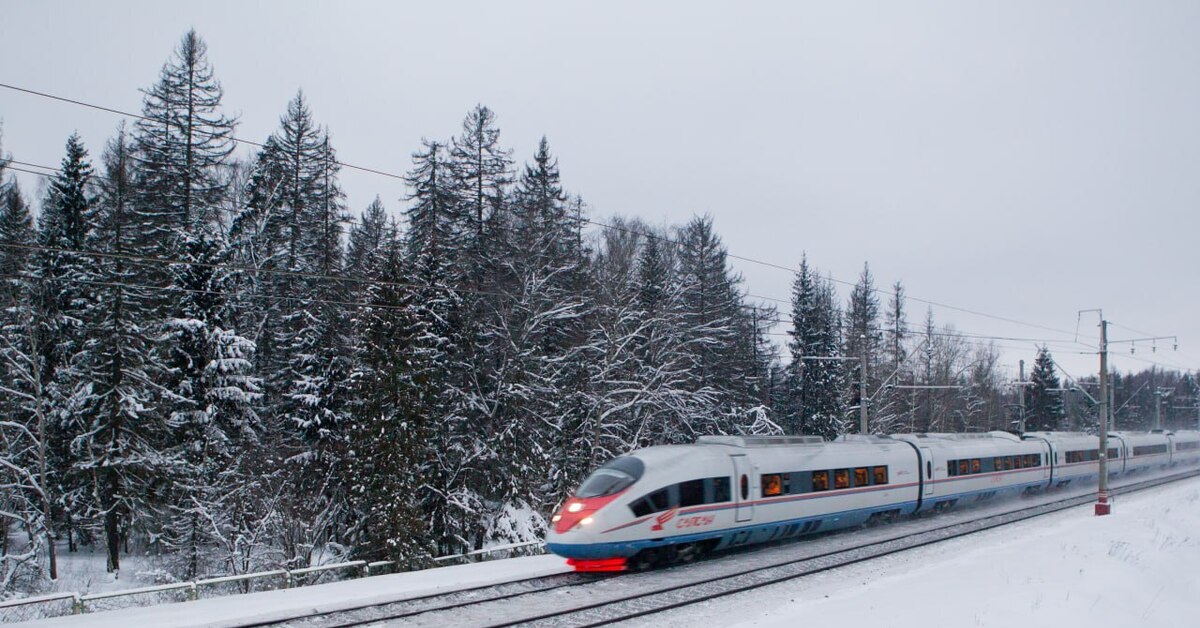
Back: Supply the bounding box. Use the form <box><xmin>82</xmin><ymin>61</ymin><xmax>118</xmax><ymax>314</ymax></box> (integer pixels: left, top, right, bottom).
<box><xmin>234</xmin><ymin>572</ymin><xmax>600</xmax><ymax>628</ymax></box>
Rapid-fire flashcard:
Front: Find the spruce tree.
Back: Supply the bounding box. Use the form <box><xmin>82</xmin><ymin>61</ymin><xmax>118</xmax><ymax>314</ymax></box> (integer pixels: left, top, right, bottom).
<box><xmin>0</xmin><ymin>177</ymin><xmax>33</xmax><ymax>305</ymax></box>
<box><xmin>402</xmin><ymin>139</ymin><xmax>470</xmax><ymax>554</ymax></box>
<box><xmin>785</xmin><ymin>256</ymin><xmax>848</xmax><ymax>439</ymax></box>
<box><xmin>450</xmin><ymin>105</ymin><xmax>511</xmax><ymax>243</ymax></box>
<box><xmin>844</xmin><ymin>262</ymin><xmax>882</xmax><ymax>432</ymax></box>
<box><xmin>133</xmin><ymin>29</ymin><xmax>236</xmax><ymax>260</ymax></box>
<box><xmin>348</xmin><ymin>226</ymin><xmax>434</xmax><ymax>567</ymax></box>
<box><xmin>1026</xmin><ymin>346</ymin><xmax>1066</xmax><ymax>431</ymax></box>
<box><xmin>33</xmin><ymin>133</ymin><xmax>98</xmax><ymax>552</ymax></box>
<box><xmin>75</xmin><ymin>126</ymin><xmax>161</xmax><ymax>573</ymax></box>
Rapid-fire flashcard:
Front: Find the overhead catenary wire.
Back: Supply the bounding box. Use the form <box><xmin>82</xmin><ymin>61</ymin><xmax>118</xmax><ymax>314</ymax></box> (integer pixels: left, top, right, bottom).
<box><xmin>0</xmin><ymin>81</ymin><xmax>404</xmax><ymax>181</ymax></box>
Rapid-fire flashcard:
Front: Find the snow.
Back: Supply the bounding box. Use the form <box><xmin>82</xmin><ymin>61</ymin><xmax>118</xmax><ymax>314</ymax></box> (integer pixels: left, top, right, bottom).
<box><xmin>21</xmin><ymin>477</ymin><xmax>1200</xmax><ymax>627</ymax></box>
<box><xmin>672</xmin><ymin>477</ymin><xmax>1200</xmax><ymax>628</ymax></box>
<box><xmin>21</xmin><ymin>555</ymin><xmax>569</xmax><ymax>628</ymax></box>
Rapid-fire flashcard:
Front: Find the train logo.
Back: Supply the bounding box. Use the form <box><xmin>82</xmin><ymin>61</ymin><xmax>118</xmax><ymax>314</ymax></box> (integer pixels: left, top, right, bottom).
<box><xmin>651</xmin><ymin>507</ymin><xmax>679</xmax><ymax>531</ymax></box>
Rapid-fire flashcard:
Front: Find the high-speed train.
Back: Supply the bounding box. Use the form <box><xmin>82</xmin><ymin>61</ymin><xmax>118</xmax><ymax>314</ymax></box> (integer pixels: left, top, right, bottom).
<box><xmin>546</xmin><ymin>430</ymin><xmax>1200</xmax><ymax>572</ymax></box>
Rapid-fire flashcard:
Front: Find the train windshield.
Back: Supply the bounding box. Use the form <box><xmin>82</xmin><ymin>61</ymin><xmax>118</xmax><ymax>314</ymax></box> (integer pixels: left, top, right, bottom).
<box><xmin>576</xmin><ymin>456</ymin><xmax>645</xmax><ymax>498</ymax></box>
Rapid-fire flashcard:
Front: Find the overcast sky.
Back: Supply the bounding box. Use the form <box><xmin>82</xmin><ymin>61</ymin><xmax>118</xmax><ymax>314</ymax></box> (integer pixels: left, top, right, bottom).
<box><xmin>2</xmin><ymin>0</ymin><xmax>1197</xmax><ymax>379</ymax></box>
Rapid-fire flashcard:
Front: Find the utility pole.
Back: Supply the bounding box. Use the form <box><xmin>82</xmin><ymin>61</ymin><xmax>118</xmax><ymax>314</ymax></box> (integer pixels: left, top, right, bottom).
<box><xmin>1096</xmin><ymin>316</ymin><xmax>1111</xmax><ymax>516</ymax></box>
<box><xmin>1154</xmin><ymin>387</ymin><xmax>1162</xmax><ymax>430</ymax></box>
<box><xmin>1108</xmin><ymin>377</ymin><xmax>1115</xmax><ymax>432</ymax></box>
<box><xmin>1018</xmin><ymin>359</ymin><xmax>1027</xmax><ymax>432</ymax></box>
<box><xmin>1152</xmin><ymin>367</ymin><xmax>1160</xmax><ymax>430</ymax></box>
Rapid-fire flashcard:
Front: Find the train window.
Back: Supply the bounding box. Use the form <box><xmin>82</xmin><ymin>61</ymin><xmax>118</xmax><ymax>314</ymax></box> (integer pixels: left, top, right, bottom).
<box><xmin>926</xmin><ymin>461</ymin><xmax>932</xmax><ymax>479</ymax></box>
<box><xmin>708</xmin><ymin>476</ymin><xmax>731</xmax><ymax>503</ymax></box>
<box><xmin>761</xmin><ymin>474</ymin><xmax>783</xmax><ymax>497</ymax></box>
<box><xmin>577</xmin><ymin>456</ymin><xmax>646</xmax><ymax>498</ymax></box>
<box><xmin>740</xmin><ymin>474</ymin><xmax>749</xmax><ymax>500</ymax></box>
<box><xmin>679</xmin><ymin>479</ymin><xmax>705</xmax><ymax>507</ymax></box>
<box><xmin>630</xmin><ymin>498</ymin><xmax>653</xmax><ymax>518</ymax></box>
<box><xmin>993</xmin><ymin>457</ymin><xmax>1003</xmax><ymax>472</ymax></box>
<box><xmin>1108</xmin><ymin>448</ymin><xmax>1119</xmax><ymax>459</ymax></box>
<box><xmin>971</xmin><ymin>459</ymin><xmax>981</xmax><ymax>474</ymax></box>
<box><xmin>834</xmin><ymin>469</ymin><xmax>850</xmax><ymax>489</ymax></box>
<box><xmin>1014</xmin><ymin>456</ymin><xmax>1024</xmax><ymax>469</ymax></box>
<box><xmin>1004</xmin><ymin>457</ymin><xmax>1013</xmax><ymax>470</ymax></box>
<box><xmin>812</xmin><ymin>470</ymin><xmax>830</xmax><ymax>491</ymax></box>
<box><xmin>946</xmin><ymin>460</ymin><xmax>956</xmax><ymax>477</ymax></box>
<box><xmin>854</xmin><ymin>467</ymin><xmax>869</xmax><ymax>487</ymax></box>
<box><xmin>873</xmin><ymin>466</ymin><xmax>888</xmax><ymax>485</ymax></box>
<box><xmin>648</xmin><ymin>488</ymin><xmax>670</xmax><ymax>512</ymax></box>
<box><xmin>958</xmin><ymin>460</ymin><xmax>969</xmax><ymax>475</ymax></box>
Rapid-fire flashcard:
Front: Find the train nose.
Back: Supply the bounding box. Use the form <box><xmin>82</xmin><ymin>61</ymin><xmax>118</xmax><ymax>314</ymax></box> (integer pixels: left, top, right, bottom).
<box><xmin>551</xmin><ymin>496</ymin><xmax>611</xmax><ymax>534</ymax></box>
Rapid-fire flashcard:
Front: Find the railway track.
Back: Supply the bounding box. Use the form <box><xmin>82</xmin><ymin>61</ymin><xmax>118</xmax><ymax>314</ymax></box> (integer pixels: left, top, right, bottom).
<box><xmin>238</xmin><ymin>572</ymin><xmax>599</xmax><ymax>628</ymax></box>
<box><xmin>259</xmin><ymin>469</ymin><xmax>1200</xmax><ymax>628</ymax></box>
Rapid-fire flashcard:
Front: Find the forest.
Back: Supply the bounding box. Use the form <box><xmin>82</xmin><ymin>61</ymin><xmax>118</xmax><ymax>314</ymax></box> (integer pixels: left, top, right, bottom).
<box><xmin>2</xmin><ymin>31</ymin><xmax>1196</xmax><ymax>595</ymax></box>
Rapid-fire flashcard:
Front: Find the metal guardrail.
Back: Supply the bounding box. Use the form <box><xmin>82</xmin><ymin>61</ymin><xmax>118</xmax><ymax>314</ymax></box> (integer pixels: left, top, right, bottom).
<box><xmin>432</xmin><ymin>540</ymin><xmax>545</xmax><ymax>564</ymax></box>
<box><xmin>0</xmin><ymin>542</ymin><xmax>547</xmax><ymax>623</ymax></box>
<box><xmin>0</xmin><ymin>592</ymin><xmax>80</xmax><ymax>623</ymax></box>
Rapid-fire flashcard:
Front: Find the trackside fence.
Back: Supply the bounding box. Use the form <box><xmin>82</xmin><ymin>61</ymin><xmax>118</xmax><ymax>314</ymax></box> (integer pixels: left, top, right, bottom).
<box><xmin>0</xmin><ymin>541</ymin><xmax>545</xmax><ymax>623</ymax></box>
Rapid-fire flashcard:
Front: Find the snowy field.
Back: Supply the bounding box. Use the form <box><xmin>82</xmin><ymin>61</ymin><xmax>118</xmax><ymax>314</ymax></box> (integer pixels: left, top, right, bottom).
<box><xmin>20</xmin><ymin>476</ymin><xmax>1200</xmax><ymax>627</ymax></box>
<box><xmin>670</xmin><ymin>477</ymin><xmax>1200</xmax><ymax>628</ymax></box>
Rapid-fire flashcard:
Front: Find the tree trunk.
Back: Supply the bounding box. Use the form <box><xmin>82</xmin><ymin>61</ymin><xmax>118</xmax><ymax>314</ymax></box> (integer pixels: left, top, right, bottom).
<box><xmin>104</xmin><ymin>473</ymin><xmax>120</xmax><ymax>573</ymax></box>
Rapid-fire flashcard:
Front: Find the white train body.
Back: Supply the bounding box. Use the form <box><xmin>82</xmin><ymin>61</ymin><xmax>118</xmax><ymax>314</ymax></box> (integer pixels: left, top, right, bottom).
<box><xmin>547</xmin><ymin>430</ymin><xmax>1200</xmax><ymax>571</ymax></box>
<box><xmin>1169</xmin><ymin>431</ymin><xmax>1200</xmax><ymax>466</ymax></box>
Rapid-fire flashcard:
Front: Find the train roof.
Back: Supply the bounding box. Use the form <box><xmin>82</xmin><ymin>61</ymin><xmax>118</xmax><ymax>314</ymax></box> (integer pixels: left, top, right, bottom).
<box><xmin>696</xmin><ymin>435</ymin><xmax>826</xmax><ymax>447</ymax></box>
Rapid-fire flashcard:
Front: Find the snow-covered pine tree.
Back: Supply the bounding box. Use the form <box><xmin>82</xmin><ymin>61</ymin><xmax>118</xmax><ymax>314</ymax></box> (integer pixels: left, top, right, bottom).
<box><xmin>674</xmin><ymin>215</ymin><xmax>767</xmax><ymax>434</ymax></box>
<box><xmin>0</xmin><ymin>153</ymin><xmax>60</xmax><ymax>588</ymax></box>
<box><xmin>629</xmin><ymin>230</ymin><xmax>705</xmax><ymax>446</ymax></box>
<box><xmin>344</xmin><ymin>197</ymin><xmax>388</xmax><ymax>288</ymax></box>
<box><xmin>33</xmin><ymin>133</ymin><xmax>99</xmax><ymax>554</ymax></box>
<box><xmin>157</xmin><ymin>229</ymin><xmax>261</xmax><ymax>579</ymax></box>
<box><xmin>874</xmin><ymin>281</ymin><xmax>910</xmax><ymax>433</ymax></box>
<box><xmin>347</xmin><ymin>224</ymin><xmax>434</xmax><ymax>568</ymax></box>
<box><xmin>74</xmin><ymin>126</ymin><xmax>162</xmax><ymax>573</ymax></box>
<box><xmin>450</xmin><ymin>105</ymin><xmax>512</xmax><ymax>244</ymax></box>
<box><xmin>0</xmin><ymin>175</ymin><xmax>33</xmax><ymax>306</ymax></box>
<box><xmin>130</xmin><ymin>31</ymin><xmax>264</xmax><ymax>576</ymax></box>
<box><xmin>783</xmin><ymin>254</ymin><xmax>817</xmax><ymax>435</ymax></box>
<box><xmin>844</xmin><ymin>262</ymin><xmax>882</xmax><ymax>432</ymax></box>
<box><xmin>1026</xmin><ymin>346</ymin><xmax>1066</xmax><ymax>431</ymax></box>
<box><xmin>132</xmin><ymin>29</ymin><xmax>236</xmax><ymax>270</ymax></box>
<box><xmin>785</xmin><ymin>257</ymin><xmax>847</xmax><ymax>439</ymax></box>
<box><xmin>402</xmin><ymin>139</ymin><xmax>471</xmax><ymax>555</ymax></box>
<box><xmin>499</xmin><ymin>138</ymin><xmax>594</xmax><ymax>517</ymax></box>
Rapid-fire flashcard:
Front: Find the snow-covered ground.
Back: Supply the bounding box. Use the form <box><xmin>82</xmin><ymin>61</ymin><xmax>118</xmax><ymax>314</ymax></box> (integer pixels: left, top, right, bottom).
<box><xmin>669</xmin><ymin>477</ymin><xmax>1200</xmax><ymax>628</ymax></box>
<box><xmin>20</xmin><ymin>476</ymin><xmax>1200</xmax><ymax>627</ymax></box>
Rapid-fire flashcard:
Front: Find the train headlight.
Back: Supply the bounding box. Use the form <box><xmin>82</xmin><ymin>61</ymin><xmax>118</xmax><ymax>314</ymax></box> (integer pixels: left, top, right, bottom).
<box><xmin>551</xmin><ymin>514</ymin><xmax>562</xmax><ymax>522</ymax></box>
<box><xmin>567</xmin><ymin>502</ymin><xmax>584</xmax><ymax>513</ymax></box>
<box><xmin>580</xmin><ymin>516</ymin><xmax>594</xmax><ymax>526</ymax></box>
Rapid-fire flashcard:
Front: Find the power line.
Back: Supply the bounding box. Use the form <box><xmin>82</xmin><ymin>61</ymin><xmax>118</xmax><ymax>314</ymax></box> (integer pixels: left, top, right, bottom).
<box><xmin>0</xmin><ymin>80</ymin><xmax>1170</xmax><ymax>356</ymax></box>
<box><xmin>12</xmin><ymin>157</ymin><xmax>1102</xmax><ymax>352</ymax></box>
<box><xmin>0</xmin><ymin>82</ymin><xmax>404</xmax><ymax>181</ymax></box>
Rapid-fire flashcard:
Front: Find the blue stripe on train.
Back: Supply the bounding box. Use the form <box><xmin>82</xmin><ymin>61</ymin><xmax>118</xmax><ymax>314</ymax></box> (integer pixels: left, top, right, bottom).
<box><xmin>548</xmin><ymin>479</ymin><xmax>1052</xmax><ymax>560</ymax></box>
